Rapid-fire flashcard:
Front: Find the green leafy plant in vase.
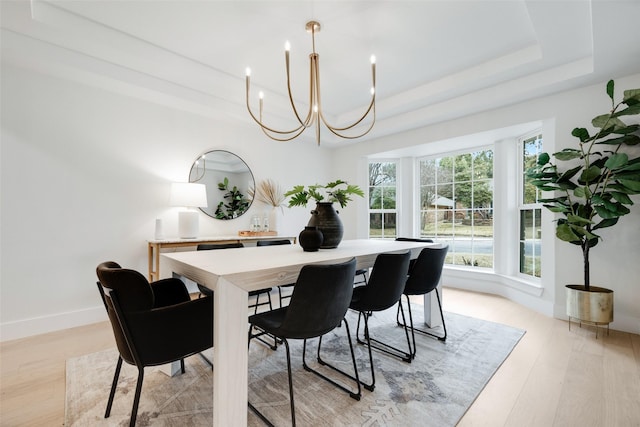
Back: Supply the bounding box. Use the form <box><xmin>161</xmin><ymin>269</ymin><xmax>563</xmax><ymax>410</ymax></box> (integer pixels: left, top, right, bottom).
<box><xmin>285</xmin><ymin>180</ymin><xmax>364</xmax><ymax>248</ymax></box>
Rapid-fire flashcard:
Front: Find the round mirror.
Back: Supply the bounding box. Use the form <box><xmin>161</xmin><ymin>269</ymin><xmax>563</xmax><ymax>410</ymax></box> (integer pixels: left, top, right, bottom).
<box><xmin>189</xmin><ymin>150</ymin><xmax>254</xmax><ymax>220</ymax></box>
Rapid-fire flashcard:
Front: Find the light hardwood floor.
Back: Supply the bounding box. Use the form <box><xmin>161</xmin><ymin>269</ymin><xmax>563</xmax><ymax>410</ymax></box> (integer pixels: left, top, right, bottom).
<box><xmin>1</xmin><ymin>288</ymin><xmax>638</xmax><ymax>426</ymax></box>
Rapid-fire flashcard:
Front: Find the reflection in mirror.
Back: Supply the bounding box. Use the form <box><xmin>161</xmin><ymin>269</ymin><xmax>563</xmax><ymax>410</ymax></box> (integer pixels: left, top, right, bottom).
<box><xmin>189</xmin><ymin>150</ymin><xmax>254</xmax><ymax>220</ymax></box>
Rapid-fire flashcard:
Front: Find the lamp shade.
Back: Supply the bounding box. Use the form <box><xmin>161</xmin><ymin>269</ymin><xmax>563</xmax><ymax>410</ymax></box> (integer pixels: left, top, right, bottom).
<box><xmin>170</xmin><ymin>182</ymin><xmax>208</xmax><ymax>208</ymax></box>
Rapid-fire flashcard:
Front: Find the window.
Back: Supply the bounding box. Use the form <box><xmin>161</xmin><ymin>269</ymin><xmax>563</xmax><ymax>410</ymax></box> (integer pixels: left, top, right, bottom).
<box><xmin>519</xmin><ymin>133</ymin><xmax>543</xmax><ymax>278</ymax></box>
<box><xmin>368</xmin><ymin>162</ymin><xmax>397</xmax><ymax>238</ymax></box>
<box><xmin>418</xmin><ymin>149</ymin><xmax>494</xmax><ymax>268</ymax></box>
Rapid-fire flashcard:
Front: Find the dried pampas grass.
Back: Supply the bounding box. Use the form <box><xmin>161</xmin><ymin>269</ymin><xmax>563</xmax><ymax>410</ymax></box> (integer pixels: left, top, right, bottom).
<box><xmin>256</xmin><ymin>179</ymin><xmax>286</xmax><ymax>208</ymax></box>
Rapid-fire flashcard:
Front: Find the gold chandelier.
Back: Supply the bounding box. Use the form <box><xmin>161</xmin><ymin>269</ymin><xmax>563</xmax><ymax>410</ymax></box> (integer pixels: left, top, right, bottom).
<box><xmin>245</xmin><ymin>21</ymin><xmax>376</xmax><ymax>146</ymax></box>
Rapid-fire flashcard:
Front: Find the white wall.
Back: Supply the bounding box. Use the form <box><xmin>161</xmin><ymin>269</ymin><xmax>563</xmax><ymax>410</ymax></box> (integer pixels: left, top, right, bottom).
<box><xmin>0</xmin><ymin>62</ymin><xmax>334</xmax><ymax>340</ymax></box>
<box><xmin>333</xmin><ymin>73</ymin><xmax>640</xmax><ymax>334</ymax></box>
<box><xmin>2</xmin><ymin>59</ymin><xmax>639</xmax><ymax>340</ymax></box>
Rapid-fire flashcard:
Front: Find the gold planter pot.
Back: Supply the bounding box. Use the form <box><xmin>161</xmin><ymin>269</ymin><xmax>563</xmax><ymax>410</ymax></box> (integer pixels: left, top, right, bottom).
<box><xmin>566</xmin><ymin>284</ymin><xmax>613</xmax><ymax>337</ymax></box>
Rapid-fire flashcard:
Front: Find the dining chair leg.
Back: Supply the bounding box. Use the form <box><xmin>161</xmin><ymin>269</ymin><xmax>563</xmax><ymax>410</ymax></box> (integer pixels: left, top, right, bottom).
<box><xmin>105</xmin><ymin>356</ymin><xmax>123</xmax><ymax>418</ymax></box>
<box><xmin>129</xmin><ymin>367</ymin><xmax>144</xmax><ymax>427</ymax></box>
<box><xmin>360</xmin><ymin>312</ymin><xmax>376</xmax><ymax>391</ymax></box>
<box><xmin>198</xmin><ymin>352</ymin><xmax>213</xmax><ymax>369</ymax></box>
<box><xmin>400</xmin><ymin>290</ymin><xmax>447</xmax><ymax>344</ymax></box>
<box><xmin>284</xmin><ymin>339</ymin><xmax>296</xmax><ymax>427</ymax></box>
<box><xmin>247</xmin><ymin>337</ymin><xmax>294</xmax><ymax>427</ymax></box>
<box><xmin>307</xmin><ymin>318</ymin><xmax>362</xmax><ymax>400</ymax></box>
<box><xmin>356</xmin><ymin>308</ymin><xmax>412</xmax><ymax>363</ymax></box>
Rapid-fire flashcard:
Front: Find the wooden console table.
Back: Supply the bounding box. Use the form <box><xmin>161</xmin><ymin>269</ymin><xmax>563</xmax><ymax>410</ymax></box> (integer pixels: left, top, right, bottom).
<box><xmin>147</xmin><ymin>235</ymin><xmax>296</xmax><ymax>282</ymax></box>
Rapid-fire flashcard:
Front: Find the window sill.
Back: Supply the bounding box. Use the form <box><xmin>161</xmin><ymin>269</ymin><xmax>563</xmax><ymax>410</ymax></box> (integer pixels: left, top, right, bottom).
<box><xmin>443</xmin><ymin>266</ymin><xmax>544</xmax><ymax>297</ymax></box>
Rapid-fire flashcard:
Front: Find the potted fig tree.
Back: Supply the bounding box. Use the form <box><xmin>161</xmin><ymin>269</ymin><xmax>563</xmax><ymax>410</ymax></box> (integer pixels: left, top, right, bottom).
<box><xmin>526</xmin><ymin>79</ymin><xmax>640</xmax><ymax>331</ymax></box>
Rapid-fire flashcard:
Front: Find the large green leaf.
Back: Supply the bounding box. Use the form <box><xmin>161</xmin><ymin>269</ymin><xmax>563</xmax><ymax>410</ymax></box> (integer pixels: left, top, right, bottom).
<box><xmin>573</xmin><ymin>186</ymin><xmax>591</xmax><ymax>198</ymax></box>
<box><xmin>615</xmin><ymin>104</ymin><xmax>640</xmax><ymax>116</ymax></box>
<box><xmin>619</xmin><ymin>179</ymin><xmax>640</xmax><ymax>192</ymax></box>
<box><xmin>567</xmin><ymin>214</ymin><xmax>592</xmax><ymax>225</ymax></box>
<box><xmin>571</xmin><ymin>127</ymin><xmax>590</xmax><ymax>142</ymax></box>
<box><xmin>623</xmin><ymin>88</ymin><xmax>640</xmax><ymax>104</ymax></box>
<box><xmin>537</xmin><ymin>152</ymin><xmax>550</xmax><ymax>165</ymax></box>
<box><xmin>580</xmin><ymin>165</ymin><xmax>601</xmax><ymax>182</ymax></box>
<box><xmin>602</xmin><ymin>198</ymin><xmax>618</xmax><ymax>211</ymax></box>
<box><xmin>604</xmin><ymin>153</ymin><xmax>628</xmax><ymax>170</ymax></box>
<box><xmin>558</xmin><ymin>165</ymin><xmax>582</xmax><ymax>182</ymax></box>
<box><xmin>607</xmin><ymin>80</ymin><xmax>615</xmax><ymax>100</ymax></box>
<box><xmin>596</xmin><ymin>134</ymin><xmax>640</xmax><ymax>146</ymax></box>
<box><xmin>593</xmin><ymin>205</ymin><xmax>615</xmax><ymax>219</ymax></box>
<box><xmin>556</xmin><ymin>181</ymin><xmax>578</xmax><ymax>190</ymax></box>
<box><xmin>544</xmin><ymin>198</ymin><xmax>569</xmax><ymax>206</ymax></box>
<box><xmin>569</xmin><ymin>224</ymin><xmax>599</xmax><ymax>241</ymax></box>
<box><xmin>593</xmin><ymin>204</ymin><xmax>629</xmax><ymax>218</ymax></box>
<box><xmin>617</xmin><ymin>161</ymin><xmax>640</xmax><ymax>172</ymax></box>
<box><xmin>610</xmin><ymin>191</ymin><xmax>634</xmax><ymax>205</ymax></box>
<box><xmin>556</xmin><ymin>223</ymin><xmax>582</xmax><ymax>243</ymax></box>
<box><xmin>554</xmin><ymin>148</ymin><xmax>582</xmax><ymax>161</ymax></box>
<box><xmin>546</xmin><ymin>205</ymin><xmax>570</xmax><ymax>213</ymax></box>
<box><xmin>592</xmin><ymin>113</ymin><xmax>614</xmax><ymax>129</ymax></box>
<box><xmin>593</xmin><ymin>217</ymin><xmax>619</xmax><ymax>230</ymax></box>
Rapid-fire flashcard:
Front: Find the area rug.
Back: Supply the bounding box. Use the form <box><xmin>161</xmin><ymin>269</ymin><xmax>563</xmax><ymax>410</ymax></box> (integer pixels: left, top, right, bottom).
<box><xmin>65</xmin><ymin>307</ymin><xmax>525</xmax><ymax>426</ymax></box>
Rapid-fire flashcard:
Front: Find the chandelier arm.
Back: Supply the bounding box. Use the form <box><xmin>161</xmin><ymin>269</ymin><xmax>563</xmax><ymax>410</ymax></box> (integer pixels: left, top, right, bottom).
<box><xmin>319</xmin><ymin>95</ymin><xmax>376</xmax><ymax>133</ymax></box>
<box><xmin>285</xmin><ymin>49</ymin><xmax>314</xmax><ymax>127</ymax></box>
<box><xmin>260</xmin><ymin>124</ymin><xmax>309</xmax><ymax>142</ymax></box>
<box><xmin>246</xmin><ymin>77</ymin><xmax>308</xmax><ymax>136</ymax></box>
<box><xmin>321</xmin><ymin>107</ymin><xmax>376</xmax><ymax>139</ymax></box>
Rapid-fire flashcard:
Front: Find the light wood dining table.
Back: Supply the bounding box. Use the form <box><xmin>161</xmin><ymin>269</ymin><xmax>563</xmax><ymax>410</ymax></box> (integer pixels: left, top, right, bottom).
<box><xmin>160</xmin><ymin>238</ymin><xmax>437</xmax><ymax>426</ymax></box>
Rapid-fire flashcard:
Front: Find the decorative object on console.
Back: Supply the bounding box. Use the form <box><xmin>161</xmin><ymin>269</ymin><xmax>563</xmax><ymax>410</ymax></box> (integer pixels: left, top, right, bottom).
<box><xmin>526</xmin><ymin>79</ymin><xmax>640</xmax><ymax>335</ymax></box>
<box><xmin>253</xmin><ymin>179</ymin><xmax>286</xmax><ymax>233</ymax></box>
<box><xmin>238</xmin><ymin>230</ymin><xmax>278</xmax><ymax>237</ymax></box>
<box><xmin>245</xmin><ymin>21</ymin><xmax>376</xmax><ymax>146</ymax></box>
<box><xmin>170</xmin><ymin>182</ymin><xmax>208</xmax><ymax>239</ymax></box>
<box><xmin>154</xmin><ymin>218</ymin><xmax>164</xmax><ymax>240</ymax></box>
<box><xmin>285</xmin><ymin>180</ymin><xmax>364</xmax><ymax>248</ymax></box>
<box><xmin>298</xmin><ymin>226</ymin><xmax>323</xmax><ymax>252</ymax></box>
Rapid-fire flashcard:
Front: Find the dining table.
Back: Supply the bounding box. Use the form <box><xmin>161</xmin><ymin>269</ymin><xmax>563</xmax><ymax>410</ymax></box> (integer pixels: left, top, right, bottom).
<box><xmin>160</xmin><ymin>238</ymin><xmax>438</xmax><ymax>426</ymax></box>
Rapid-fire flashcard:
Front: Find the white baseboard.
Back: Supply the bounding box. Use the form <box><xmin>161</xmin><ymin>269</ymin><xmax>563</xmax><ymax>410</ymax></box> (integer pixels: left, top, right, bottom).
<box><xmin>0</xmin><ymin>305</ymin><xmax>107</xmax><ymax>342</ymax></box>
<box><xmin>443</xmin><ymin>267</ymin><xmax>554</xmax><ymax>315</ymax></box>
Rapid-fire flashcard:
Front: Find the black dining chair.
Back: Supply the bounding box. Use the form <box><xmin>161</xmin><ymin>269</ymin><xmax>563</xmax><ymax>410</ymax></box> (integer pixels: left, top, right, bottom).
<box><xmin>247</xmin><ymin>258</ymin><xmax>361</xmax><ymax>426</ymax></box>
<box><xmin>397</xmin><ymin>245</ymin><xmax>449</xmax><ymax>359</ymax></box>
<box><xmin>258</xmin><ymin>238</ymin><xmax>370</xmax><ymax>306</ymax></box>
<box><xmin>256</xmin><ymin>239</ymin><xmax>295</xmax><ymax>307</ymax></box>
<box><xmin>395</xmin><ymin>237</ymin><xmax>434</xmax><ymax>270</ymax></box>
<box><xmin>338</xmin><ymin>251</ymin><xmax>412</xmax><ymax>391</ymax></box>
<box><xmin>95</xmin><ymin>261</ymin><xmax>213</xmax><ymax>427</ymax></box>
<box><xmin>197</xmin><ymin>242</ymin><xmax>279</xmax><ymax>349</ymax></box>
<box><xmin>196</xmin><ymin>243</ymin><xmax>274</xmax><ymax>314</ymax></box>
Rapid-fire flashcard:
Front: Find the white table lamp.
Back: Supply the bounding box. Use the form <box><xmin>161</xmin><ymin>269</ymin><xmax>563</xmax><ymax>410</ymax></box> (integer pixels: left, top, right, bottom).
<box><xmin>170</xmin><ymin>182</ymin><xmax>208</xmax><ymax>239</ymax></box>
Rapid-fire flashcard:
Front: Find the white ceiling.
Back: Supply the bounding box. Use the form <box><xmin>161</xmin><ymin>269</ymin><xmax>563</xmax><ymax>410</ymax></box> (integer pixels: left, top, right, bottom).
<box><xmin>2</xmin><ymin>0</ymin><xmax>640</xmax><ymax>146</ymax></box>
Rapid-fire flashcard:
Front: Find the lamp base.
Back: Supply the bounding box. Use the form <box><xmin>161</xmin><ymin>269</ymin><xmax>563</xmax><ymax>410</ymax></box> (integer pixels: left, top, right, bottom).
<box><xmin>178</xmin><ymin>210</ymin><xmax>199</xmax><ymax>239</ymax></box>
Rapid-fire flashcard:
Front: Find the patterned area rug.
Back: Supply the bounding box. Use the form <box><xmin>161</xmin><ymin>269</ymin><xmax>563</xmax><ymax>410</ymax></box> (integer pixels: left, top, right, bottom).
<box><xmin>65</xmin><ymin>307</ymin><xmax>524</xmax><ymax>426</ymax></box>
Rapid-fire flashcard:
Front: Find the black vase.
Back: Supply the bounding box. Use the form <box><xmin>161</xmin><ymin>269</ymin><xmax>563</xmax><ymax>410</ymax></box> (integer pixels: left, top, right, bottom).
<box><xmin>298</xmin><ymin>226</ymin><xmax>323</xmax><ymax>252</ymax></box>
<box><xmin>307</xmin><ymin>202</ymin><xmax>344</xmax><ymax>249</ymax></box>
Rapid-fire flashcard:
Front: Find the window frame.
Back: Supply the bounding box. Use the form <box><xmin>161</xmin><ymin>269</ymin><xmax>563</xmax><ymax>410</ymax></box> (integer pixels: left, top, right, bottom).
<box><xmin>367</xmin><ymin>160</ymin><xmax>399</xmax><ymax>239</ymax></box>
<box><xmin>517</xmin><ymin>131</ymin><xmax>543</xmax><ymax>280</ymax></box>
